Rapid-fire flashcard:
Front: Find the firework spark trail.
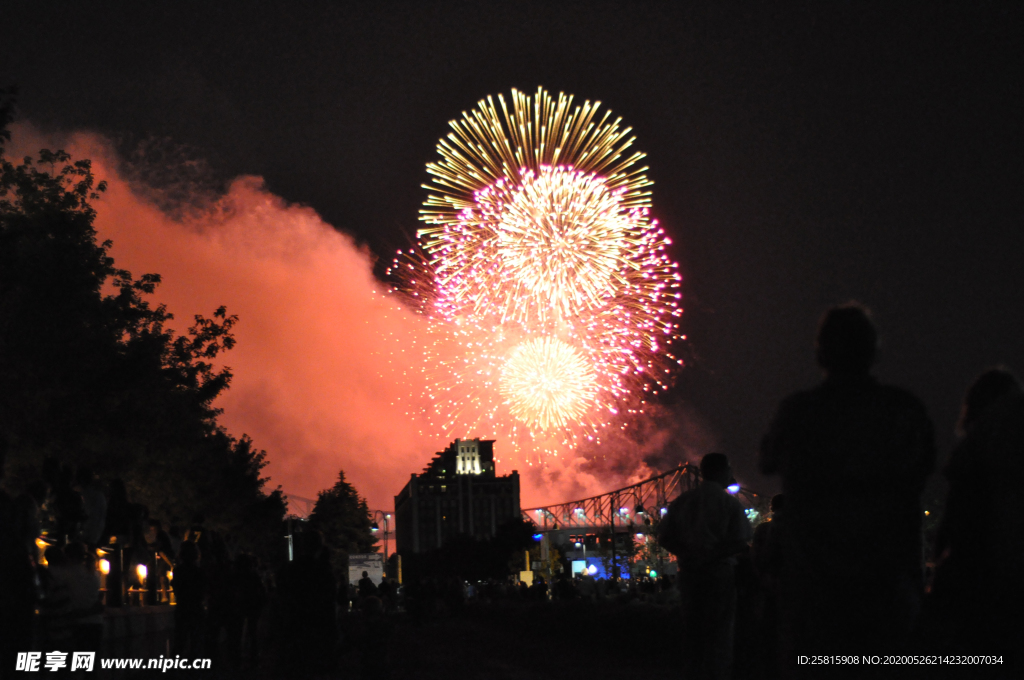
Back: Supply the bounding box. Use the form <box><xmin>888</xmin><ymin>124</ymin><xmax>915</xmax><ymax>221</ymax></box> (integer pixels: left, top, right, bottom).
<box><xmin>387</xmin><ymin>87</ymin><xmax>683</xmax><ymax>461</ymax></box>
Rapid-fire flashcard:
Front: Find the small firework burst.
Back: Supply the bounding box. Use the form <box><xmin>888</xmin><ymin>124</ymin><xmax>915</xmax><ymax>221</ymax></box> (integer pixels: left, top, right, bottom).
<box><xmin>387</xmin><ymin>87</ymin><xmax>682</xmax><ymax>460</ymax></box>
<box><xmin>500</xmin><ymin>336</ymin><xmax>598</xmax><ymax>432</ymax></box>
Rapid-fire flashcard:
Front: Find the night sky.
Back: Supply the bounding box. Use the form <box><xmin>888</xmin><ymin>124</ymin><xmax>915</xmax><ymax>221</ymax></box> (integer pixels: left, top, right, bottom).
<box><xmin>3</xmin><ymin>2</ymin><xmax>1022</xmax><ymax>504</ymax></box>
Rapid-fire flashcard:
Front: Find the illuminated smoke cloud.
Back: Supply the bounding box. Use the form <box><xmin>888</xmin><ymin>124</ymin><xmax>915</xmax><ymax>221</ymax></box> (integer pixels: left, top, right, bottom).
<box><xmin>8</xmin><ymin>124</ymin><xmax>437</xmax><ymax>509</ymax></box>
<box><xmin>8</xmin><ymin>121</ymin><xmax>701</xmax><ymax>509</ymax></box>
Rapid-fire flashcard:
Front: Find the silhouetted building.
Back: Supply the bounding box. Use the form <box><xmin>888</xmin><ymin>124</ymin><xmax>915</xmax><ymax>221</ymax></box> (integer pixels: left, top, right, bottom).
<box><xmin>395</xmin><ymin>439</ymin><xmax>520</xmax><ymax>554</ymax></box>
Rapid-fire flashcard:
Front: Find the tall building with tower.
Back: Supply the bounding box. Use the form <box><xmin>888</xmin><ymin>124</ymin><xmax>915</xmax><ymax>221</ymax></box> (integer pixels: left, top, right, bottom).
<box><xmin>395</xmin><ymin>438</ymin><xmax>520</xmax><ymax>554</ymax></box>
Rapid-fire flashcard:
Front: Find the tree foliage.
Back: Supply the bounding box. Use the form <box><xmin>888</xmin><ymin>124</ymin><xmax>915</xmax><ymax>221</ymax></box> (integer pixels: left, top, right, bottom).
<box><xmin>308</xmin><ymin>470</ymin><xmax>377</xmax><ymax>556</ymax></box>
<box><xmin>0</xmin><ymin>91</ymin><xmax>284</xmax><ymax>562</ymax></box>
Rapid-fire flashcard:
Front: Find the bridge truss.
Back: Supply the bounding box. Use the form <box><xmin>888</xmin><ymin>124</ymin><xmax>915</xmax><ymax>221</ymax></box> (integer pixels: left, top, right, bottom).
<box><xmin>521</xmin><ymin>463</ymin><xmax>766</xmax><ymax>533</ymax></box>
<box><xmin>282</xmin><ymin>493</ymin><xmax>316</xmax><ymax>520</ymax></box>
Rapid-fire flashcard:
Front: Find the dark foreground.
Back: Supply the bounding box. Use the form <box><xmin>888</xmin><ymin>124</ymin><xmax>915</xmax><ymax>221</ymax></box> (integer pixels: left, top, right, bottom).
<box><xmin>89</xmin><ymin>599</ymin><xmax>1013</xmax><ymax>680</ymax></box>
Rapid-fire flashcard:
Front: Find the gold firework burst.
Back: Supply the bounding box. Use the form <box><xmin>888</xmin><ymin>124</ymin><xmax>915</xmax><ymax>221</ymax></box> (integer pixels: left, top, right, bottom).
<box><xmin>387</xmin><ymin>87</ymin><xmax>683</xmax><ymax>452</ymax></box>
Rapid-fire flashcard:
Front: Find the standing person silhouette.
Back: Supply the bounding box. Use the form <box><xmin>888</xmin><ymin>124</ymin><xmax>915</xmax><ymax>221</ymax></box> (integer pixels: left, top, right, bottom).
<box><xmin>927</xmin><ymin>368</ymin><xmax>1024</xmax><ymax>663</ymax></box>
<box><xmin>663</xmin><ymin>452</ymin><xmax>751</xmax><ymax>680</ymax></box>
<box><xmin>173</xmin><ymin>541</ymin><xmax>206</xmax><ymax>657</ymax></box>
<box><xmin>759</xmin><ymin>304</ymin><xmax>935</xmax><ymax>670</ymax></box>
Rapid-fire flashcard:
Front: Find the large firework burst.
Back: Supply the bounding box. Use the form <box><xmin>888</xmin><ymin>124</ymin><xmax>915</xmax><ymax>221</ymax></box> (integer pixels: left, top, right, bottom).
<box><xmin>388</xmin><ymin>87</ymin><xmax>682</xmax><ymax>456</ymax></box>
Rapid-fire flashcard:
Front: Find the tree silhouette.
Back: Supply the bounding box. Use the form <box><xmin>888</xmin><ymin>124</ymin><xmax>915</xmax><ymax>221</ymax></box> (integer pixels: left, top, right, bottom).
<box><xmin>0</xmin><ymin>91</ymin><xmax>284</xmax><ymax>562</ymax></box>
<box><xmin>308</xmin><ymin>470</ymin><xmax>377</xmax><ymax>555</ymax></box>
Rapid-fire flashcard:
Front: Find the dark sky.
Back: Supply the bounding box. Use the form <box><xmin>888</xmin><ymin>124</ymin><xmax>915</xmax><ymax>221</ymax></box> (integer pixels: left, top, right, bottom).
<box><xmin>4</xmin><ymin>1</ymin><xmax>1022</xmax><ymax>496</ymax></box>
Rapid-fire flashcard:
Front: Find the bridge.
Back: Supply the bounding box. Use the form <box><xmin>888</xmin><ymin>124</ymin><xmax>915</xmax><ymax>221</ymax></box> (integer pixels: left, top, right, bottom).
<box><xmin>283</xmin><ymin>464</ymin><xmax>764</xmax><ymax>573</ymax></box>
<box><xmin>521</xmin><ymin>463</ymin><xmax>766</xmax><ymax>578</ymax></box>
<box><xmin>521</xmin><ymin>463</ymin><xmax>766</xmax><ymax>532</ymax></box>
<box><xmin>281</xmin><ymin>493</ymin><xmax>316</xmax><ymax>519</ymax></box>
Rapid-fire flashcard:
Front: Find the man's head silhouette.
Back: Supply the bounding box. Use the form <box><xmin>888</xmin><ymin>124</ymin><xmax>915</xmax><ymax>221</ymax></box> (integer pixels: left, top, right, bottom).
<box><xmin>699</xmin><ymin>452</ymin><xmax>732</xmax><ymax>486</ymax></box>
<box><xmin>816</xmin><ymin>303</ymin><xmax>877</xmax><ymax>376</ymax></box>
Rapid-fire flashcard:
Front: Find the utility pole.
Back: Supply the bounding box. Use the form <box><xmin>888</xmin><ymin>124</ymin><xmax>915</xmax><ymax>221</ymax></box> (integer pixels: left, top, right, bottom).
<box><xmin>610</xmin><ymin>493</ymin><xmax>616</xmax><ymax>582</ymax></box>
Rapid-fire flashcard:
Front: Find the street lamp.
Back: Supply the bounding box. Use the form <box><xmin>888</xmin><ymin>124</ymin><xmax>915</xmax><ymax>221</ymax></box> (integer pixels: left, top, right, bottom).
<box><xmin>371</xmin><ymin>510</ymin><xmax>391</xmax><ymax>574</ymax></box>
<box><xmin>574</xmin><ymin>539</ymin><xmax>587</xmax><ymax>572</ymax></box>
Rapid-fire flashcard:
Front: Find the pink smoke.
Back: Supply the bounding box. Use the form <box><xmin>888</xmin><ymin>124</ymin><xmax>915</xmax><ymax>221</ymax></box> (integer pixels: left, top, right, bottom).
<box><xmin>9</xmin><ymin>125</ymin><xmax>712</xmax><ymax>511</ymax></box>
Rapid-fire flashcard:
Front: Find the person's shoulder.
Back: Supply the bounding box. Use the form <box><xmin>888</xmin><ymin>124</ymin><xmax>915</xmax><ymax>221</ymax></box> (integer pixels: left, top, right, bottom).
<box><xmin>778</xmin><ymin>388</ymin><xmax>818</xmax><ymax>410</ymax></box>
<box><xmin>769</xmin><ymin>388</ymin><xmax>820</xmax><ymax>424</ymax></box>
<box><xmin>723</xmin><ymin>490</ymin><xmax>746</xmax><ymax>513</ymax></box>
<box><xmin>876</xmin><ymin>383</ymin><xmax>930</xmax><ymax>416</ymax></box>
<box><xmin>699</xmin><ymin>481</ymin><xmax>739</xmax><ymax>505</ymax></box>
<box><xmin>671</xmin><ymin>488</ymin><xmax>697</xmax><ymax>506</ymax></box>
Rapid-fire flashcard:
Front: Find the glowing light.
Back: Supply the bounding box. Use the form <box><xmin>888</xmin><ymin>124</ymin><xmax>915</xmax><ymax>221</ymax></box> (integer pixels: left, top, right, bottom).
<box><xmin>650</xmin><ymin>570</ymin><xmax>658</xmax><ymax>578</ymax></box>
<box><xmin>500</xmin><ymin>337</ymin><xmax>597</xmax><ymax>430</ymax></box>
<box><xmin>659</xmin><ymin>507</ymin><xmax>668</xmax><ymax>516</ymax></box>
<box><xmin>532</xmin><ymin>533</ymin><xmax>543</xmax><ymax>541</ymax></box>
<box><xmin>136</xmin><ymin>564</ymin><xmax>148</xmax><ymax>583</ymax></box>
<box><xmin>167</xmin><ymin>570</ymin><xmax>173</xmax><ymax>581</ymax></box>
<box><xmin>98</xmin><ymin>559</ymin><xmax>110</xmax><ymax>575</ymax></box>
<box><xmin>36</xmin><ymin>537</ymin><xmax>50</xmax><ymax>567</ymax></box>
<box><xmin>432</xmin><ymin>166</ymin><xmax>651</xmax><ymax>325</ymax></box>
<box><xmin>387</xmin><ymin>87</ymin><xmax>683</xmax><ymax>458</ymax></box>
<box><xmin>587</xmin><ymin>564</ymin><xmax>598</xmax><ymax>576</ymax></box>
<box><xmin>619</xmin><ymin>507</ymin><xmax>629</xmax><ymax>515</ymax></box>
<box><xmin>727</xmin><ymin>484</ymin><xmax>740</xmax><ymax>495</ymax></box>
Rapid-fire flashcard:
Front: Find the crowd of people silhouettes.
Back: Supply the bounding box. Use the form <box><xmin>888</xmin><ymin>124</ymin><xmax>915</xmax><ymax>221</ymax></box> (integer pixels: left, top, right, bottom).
<box><xmin>1</xmin><ymin>302</ymin><xmax>1020</xmax><ymax>679</ymax></box>
<box><xmin>655</xmin><ymin>303</ymin><xmax>1021</xmax><ymax>679</ymax></box>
